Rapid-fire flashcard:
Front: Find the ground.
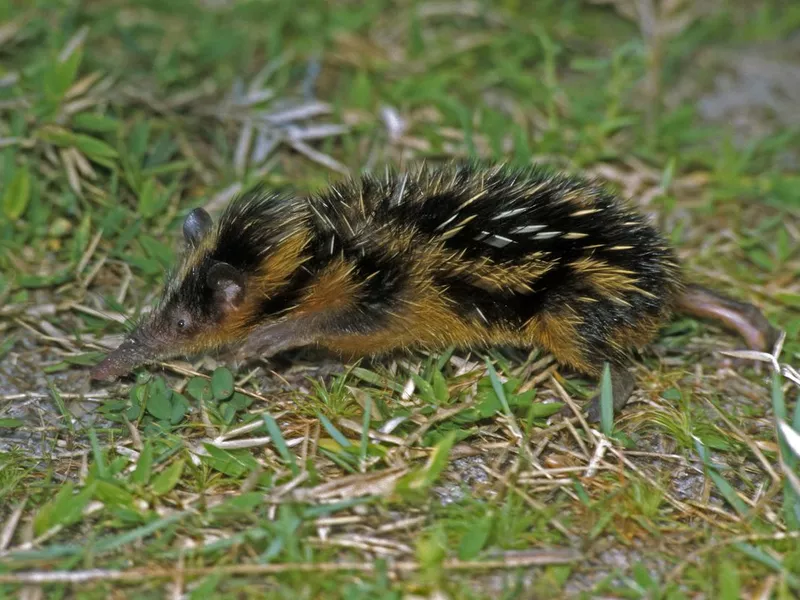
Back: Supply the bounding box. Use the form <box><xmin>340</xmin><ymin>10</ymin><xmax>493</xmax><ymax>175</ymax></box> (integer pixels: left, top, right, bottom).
<box><xmin>1</xmin><ymin>1</ymin><xmax>799</xmax><ymax>598</ymax></box>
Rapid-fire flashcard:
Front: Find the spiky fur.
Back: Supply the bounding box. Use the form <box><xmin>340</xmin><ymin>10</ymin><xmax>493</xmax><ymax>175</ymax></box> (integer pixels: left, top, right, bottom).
<box><xmin>146</xmin><ymin>161</ymin><xmax>684</xmax><ymax>382</ymax></box>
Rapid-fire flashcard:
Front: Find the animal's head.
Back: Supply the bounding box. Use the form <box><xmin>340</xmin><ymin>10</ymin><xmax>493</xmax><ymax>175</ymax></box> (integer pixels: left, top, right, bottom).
<box><xmin>91</xmin><ymin>189</ymin><xmax>308</xmax><ymax>381</ymax></box>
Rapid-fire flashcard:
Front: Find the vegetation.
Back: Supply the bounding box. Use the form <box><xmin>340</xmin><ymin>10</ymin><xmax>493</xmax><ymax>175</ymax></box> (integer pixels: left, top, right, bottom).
<box><xmin>1</xmin><ymin>0</ymin><xmax>799</xmax><ymax>597</ymax></box>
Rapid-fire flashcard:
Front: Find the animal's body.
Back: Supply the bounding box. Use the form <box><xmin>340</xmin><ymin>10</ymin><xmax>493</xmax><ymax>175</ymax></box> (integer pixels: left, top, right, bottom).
<box><xmin>91</xmin><ymin>162</ymin><xmax>776</xmax><ymax>419</ymax></box>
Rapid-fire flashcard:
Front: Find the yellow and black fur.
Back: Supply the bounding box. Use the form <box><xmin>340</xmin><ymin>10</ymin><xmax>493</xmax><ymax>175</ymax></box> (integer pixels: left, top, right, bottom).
<box><xmin>91</xmin><ymin>161</ymin><xmax>776</xmax><ymax>419</ymax></box>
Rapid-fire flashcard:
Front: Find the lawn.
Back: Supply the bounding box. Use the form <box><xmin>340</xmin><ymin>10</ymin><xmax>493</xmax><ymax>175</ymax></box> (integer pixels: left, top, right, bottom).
<box><xmin>1</xmin><ymin>0</ymin><xmax>799</xmax><ymax>597</ymax></box>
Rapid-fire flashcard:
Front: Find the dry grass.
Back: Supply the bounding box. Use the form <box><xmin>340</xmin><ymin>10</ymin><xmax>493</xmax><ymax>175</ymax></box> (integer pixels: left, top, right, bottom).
<box><xmin>1</xmin><ymin>0</ymin><xmax>799</xmax><ymax>597</ymax></box>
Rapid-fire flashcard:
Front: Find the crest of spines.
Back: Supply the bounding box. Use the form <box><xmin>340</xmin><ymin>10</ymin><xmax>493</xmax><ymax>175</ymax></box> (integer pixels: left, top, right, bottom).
<box><xmin>296</xmin><ymin>161</ymin><xmax>681</xmax><ymax>332</ymax></box>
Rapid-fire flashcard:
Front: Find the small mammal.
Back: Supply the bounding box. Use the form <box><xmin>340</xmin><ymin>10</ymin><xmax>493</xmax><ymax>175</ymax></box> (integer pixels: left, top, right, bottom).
<box><xmin>91</xmin><ymin>162</ymin><xmax>777</xmax><ymax>419</ymax></box>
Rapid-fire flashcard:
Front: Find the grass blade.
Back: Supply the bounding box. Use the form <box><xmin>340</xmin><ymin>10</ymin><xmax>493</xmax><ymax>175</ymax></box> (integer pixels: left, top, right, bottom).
<box><xmin>360</xmin><ymin>394</ymin><xmax>371</xmax><ymax>466</ymax></box>
<box><xmin>600</xmin><ymin>363</ymin><xmax>614</xmax><ymax>437</ymax></box>
<box><xmin>316</xmin><ymin>412</ymin><xmax>352</xmax><ymax>448</ymax></box>
<box><xmin>263</xmin><ymin>413</ymin><xmax>299</xmax><ymax>476</ymax></box>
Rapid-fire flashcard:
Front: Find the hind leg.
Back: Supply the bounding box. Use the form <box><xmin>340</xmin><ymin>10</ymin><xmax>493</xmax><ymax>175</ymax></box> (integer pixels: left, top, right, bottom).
<box><xmin>554</xmin><ymin>362</ymin><xmax>636</xmax><ymax>422</ymax></box>
<box><xmin>677</xmin><ymin>284</ymin><xmax>777</xmax><ymax>351</ymax></box>
<box><xmin>583</xmin><ymin>363</ymin><xmax>636</xmax><ymax>422</ymax></box>
<box><xmin>526</xmin><ymin>313</ymin><xmax>637</xmax><ymax>421</ymax></box>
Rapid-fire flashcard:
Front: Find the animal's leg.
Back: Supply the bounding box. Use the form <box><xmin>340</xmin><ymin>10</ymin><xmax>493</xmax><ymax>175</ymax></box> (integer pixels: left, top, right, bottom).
<box><xmin>235</xmin><ymin>320</ymin><xmax>316</xmax><ymax>360</ymax></box>
<box><xmin>584</xmin><ymin>363</ymin><xmax>637</xmax><ymax>423</ymax></box>
<box><xmin>235</xmin><ymin>308</ymin><xmax>391</xmax><ymax>362</ymax></box>
<box><xmin>554</xmin><ymin>362</ymin><xmax>636</xmax><ymax>422</ymax></box>
<box><xmin>677</xmin><ymin>284</ymin><xmax>777</xmax><ymax>351</ymax></box>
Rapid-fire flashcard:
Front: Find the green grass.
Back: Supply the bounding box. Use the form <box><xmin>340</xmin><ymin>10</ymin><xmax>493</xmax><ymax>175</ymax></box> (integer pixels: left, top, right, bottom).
<box><xmin>1</xmin><ymin>0</ymin><xmax>800</xmax><ymax>597</ymax></box>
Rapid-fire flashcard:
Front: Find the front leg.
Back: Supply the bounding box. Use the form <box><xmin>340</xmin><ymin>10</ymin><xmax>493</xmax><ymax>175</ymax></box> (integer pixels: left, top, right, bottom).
<box><xmin>234</xmin><ymin>319</ymin><xmax>316</xmax><ymax>362</ymax></box>
<box><xmin>233</xmin><ymin>307</ymin><xmax>390</xmax><ymax>364</ymax></box>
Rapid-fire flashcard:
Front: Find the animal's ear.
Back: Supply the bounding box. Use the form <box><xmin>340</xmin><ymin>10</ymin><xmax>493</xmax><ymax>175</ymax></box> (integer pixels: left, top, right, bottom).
<box><xmin>207</xmin><ymin>262</ymin><xmax>246</xmax><ymax>309</ymax></box>
<box><xmin>183</xmin><ymin>208</ymin><xmax>214</xmax><ymax>246</ymax></box>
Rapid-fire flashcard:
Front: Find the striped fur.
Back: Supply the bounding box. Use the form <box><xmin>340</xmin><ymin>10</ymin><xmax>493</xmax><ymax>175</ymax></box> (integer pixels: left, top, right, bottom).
<box><xmin>117</xmin><ymin>161</ymin><xmax>684</xmax><ymax>382</ymax></box>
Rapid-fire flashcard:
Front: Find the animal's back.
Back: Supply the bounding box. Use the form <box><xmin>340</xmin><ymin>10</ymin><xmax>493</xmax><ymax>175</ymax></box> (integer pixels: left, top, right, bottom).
<box><xmin>305</xmin><ymin>162</ymin><xmax>683</xmax><ymax>374</ymax></box>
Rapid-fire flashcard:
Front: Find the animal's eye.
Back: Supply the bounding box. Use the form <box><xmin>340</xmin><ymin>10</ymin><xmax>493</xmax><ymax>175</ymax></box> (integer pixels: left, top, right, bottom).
<box><xmin>177</xmin><ymin>319</ymin><xmax>186</xmax><ymax>329</ymax></box>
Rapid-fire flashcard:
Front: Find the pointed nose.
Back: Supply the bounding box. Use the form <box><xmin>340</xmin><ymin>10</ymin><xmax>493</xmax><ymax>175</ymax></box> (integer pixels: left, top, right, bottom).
<box><xmin>90</xmin><ymin>356</ymin><xmax>124</xmax><ymax>381</ymax></box>
<box><xmin>90</xmin><ymin>338</ymin><xmax>150</xmax><ymax>381</ymax></box>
